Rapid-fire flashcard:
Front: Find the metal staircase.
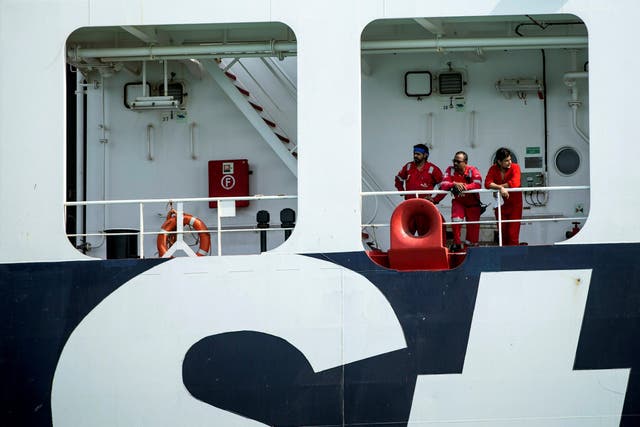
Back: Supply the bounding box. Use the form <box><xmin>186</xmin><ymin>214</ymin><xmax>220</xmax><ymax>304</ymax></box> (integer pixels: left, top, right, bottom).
<box><xmin>202</xmin><ymin>59</ymin><xmax>298</xmax><ymax>176</ymax></box>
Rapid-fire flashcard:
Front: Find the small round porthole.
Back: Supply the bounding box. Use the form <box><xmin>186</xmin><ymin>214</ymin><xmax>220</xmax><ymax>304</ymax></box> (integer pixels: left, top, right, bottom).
<box><xmin>554</xmin><ymin>147</ymin><xmax>581</xmax><ymax>176</ymax></box>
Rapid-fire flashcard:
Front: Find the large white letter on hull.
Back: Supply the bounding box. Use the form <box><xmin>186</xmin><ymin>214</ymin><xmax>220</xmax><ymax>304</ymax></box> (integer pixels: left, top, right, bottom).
<box><xmin>51</xmin><ymin>254</ymin><xmax>405</xmax><ymax>426</ymax></box>
<box><xmin>409</xmin><ymin>269</ymin><xmax>629</xmax><ymax>426</ymax></box>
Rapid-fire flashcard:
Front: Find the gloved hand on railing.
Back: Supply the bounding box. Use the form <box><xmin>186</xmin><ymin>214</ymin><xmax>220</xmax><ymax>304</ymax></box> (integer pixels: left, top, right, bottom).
<box><xmin>450</xmin><ymin>182</ymin><xmax>467</xmax><ymax>196</ymax></box>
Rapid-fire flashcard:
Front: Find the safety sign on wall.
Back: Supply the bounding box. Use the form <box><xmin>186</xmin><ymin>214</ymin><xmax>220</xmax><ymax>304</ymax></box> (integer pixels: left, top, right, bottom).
<box><xmin>208</xmin><ymin>159</ymin><xmax>250</xmax><ymax>208</ymax></box>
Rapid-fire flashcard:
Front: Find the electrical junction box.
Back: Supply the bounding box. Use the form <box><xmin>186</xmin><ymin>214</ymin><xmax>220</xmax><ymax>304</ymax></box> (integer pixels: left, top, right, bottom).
<box><xmin>524</xmin><ymin>156</ymin><xmax>544</xmax><ymax>171</ymax></box>
<box><xmin>521</xmin><ymin>172</ymin><xmax>546</xmax><ymax>187</ymax></box>
<box><xmin>208</xmin><ymin>159</ymin><xmax>250</xmax><ymax>208</ymax></box>
<box><xmin>523</xmin><ymin>146</ymin><xmax>544</xmax><ymax>173</ymax></box>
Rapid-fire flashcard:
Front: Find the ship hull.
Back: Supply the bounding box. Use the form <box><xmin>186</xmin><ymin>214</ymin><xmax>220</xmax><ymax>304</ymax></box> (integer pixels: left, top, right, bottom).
<box><xmin>2</xmin><ymin>244</ymin><xmax>638</xmax><ymax>426</ymax></box>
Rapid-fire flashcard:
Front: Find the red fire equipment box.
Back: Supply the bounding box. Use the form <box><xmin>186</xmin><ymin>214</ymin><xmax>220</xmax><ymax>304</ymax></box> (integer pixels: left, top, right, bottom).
<box><xmin>208</xmin><ymin>159</ymin><xmax>250</xmax><ymax>208</ymax></box>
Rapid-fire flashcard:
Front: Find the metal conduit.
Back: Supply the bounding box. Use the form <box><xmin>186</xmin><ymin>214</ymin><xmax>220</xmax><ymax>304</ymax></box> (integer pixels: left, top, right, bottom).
<box><xmin>69</xmin><ymin>35</ymin><xmax>587</xmax><ymax>62</ymax></box>
<box><xmin>564</xmin><ymin>71</ymin><xmax>589</xmax><ymax>144</ymax></box>
<box><xmin>363</xmin><ymin>36</ymin><xmax>587</xmax><ymax>51</ymax></box>
<box><xmin>69</xmin><ymin>42</ymin><xmax>298</xmax><ymax>61</ymax></box>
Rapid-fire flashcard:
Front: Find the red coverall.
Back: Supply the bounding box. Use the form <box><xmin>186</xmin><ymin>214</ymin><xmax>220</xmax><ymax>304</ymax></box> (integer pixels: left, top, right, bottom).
<box><xmin>395</xmin><ymin>161</ymin><xmax>444</xmax><ymax>201</ymax></box>
<box><xmin>440</xmin><ymin>165</ymin><xmax>483</xmax><ymax>246</ymax></box>
<box><xmin>484</xmin><ymin>163</ymin><xmax>523</xmax><ymax>246</ymax></box>
<box><xmin>395</xmin><ymin>161</ymin><xmax>444</xmax><ymax>235</ymax></box>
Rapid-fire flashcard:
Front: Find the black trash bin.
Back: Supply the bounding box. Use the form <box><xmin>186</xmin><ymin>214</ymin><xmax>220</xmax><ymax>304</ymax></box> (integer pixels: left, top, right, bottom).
<box><xmin>105</xmin><ymin>229</ymin><xmax>139</xmax><ymax>259</ymax></box>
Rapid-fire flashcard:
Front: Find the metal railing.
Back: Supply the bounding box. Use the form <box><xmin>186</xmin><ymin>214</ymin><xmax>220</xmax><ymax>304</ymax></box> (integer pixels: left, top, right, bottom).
<box><xmin>65</xmin><ymin>194</ymin><xmax>297</xmax><ymax>258</ymax></box>
<box><xmin>65</xmin><ymin>186</ymin><xmax>588</xmax><ymax>258</ymax></box>
<box><xmin>362</xmin><ymin>186</ymin><xmax>589</xmax><ymax>247</ymax></box>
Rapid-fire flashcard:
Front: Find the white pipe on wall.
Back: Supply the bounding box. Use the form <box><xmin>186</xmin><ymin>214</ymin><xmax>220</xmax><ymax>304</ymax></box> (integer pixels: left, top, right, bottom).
<box><xmin>75</xmin><ymin>71</ymin><xmax>85</xmax><ymax>243</ymax></box>
<box><xmin>69</xmin><ymin>36</ymin><xmax>587</xmax><ymax>62</ymax></box>
<box><xmin>87</xmin><ymin>77</ymin><xmax>109</xmax><ymax>250</ymax></box>
<box><xmin>70</xmin><ymin>42</ymin><xmax>298</xmax><ymax>61</ymax></box>
<box><xmin>427</xmin><ymin>112</ymin><xmax>434</xmax><ymax>149</ymax></box>
<box><xmin>364</xmin><ymin>36</ymin><xmax>587</xmax><ymax>52</ymax></box>
<box><xmin>142</xmin><ymin>61</ymin><xmax>147</xmax><ymax>96</ymax></box>
<box><xmin>571</xmin><ymin>105</ymin><xmax>589</xmax><ymax>144</ymax></box>
<box><xmin>147</xmin><ymin>124</ymin><xmax>154</xmax><ymax>161</ymax></box>
<box><xmin>564</xmin><ymin>71</ymin><xmax>589</xmax><ymax>144</ymax></box>
<box><xmin>99</xmin><ymin>76</ymin><xmax>108</xmax><ymax>247</ymax></box>
<box><xmin>563</xmin><ymin>71</ymin><xmax>588</xmax><ymax>83</ymax></box>
<box><xmin>190</xmin><ymin>122</ymin><xmax>197</xmax><ymax>160</ymax></box>
<box><xmin>163</xmin><ymin>60</ymin><xmax>168</xmax><ymax>96</ymax></box>
<box><xmin>469</xmin><ymin>110</ymin><xmax>477</xmax><ymax>148</ymax></box>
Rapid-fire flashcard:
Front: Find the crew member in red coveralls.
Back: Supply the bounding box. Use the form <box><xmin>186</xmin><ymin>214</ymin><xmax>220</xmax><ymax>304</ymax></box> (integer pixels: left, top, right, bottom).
<box><xmin>394</xmin><ymin>143</ymin><xmax>445</xmax><ymax>235</ymax></box>
<box><xmin>485</xmin><ymin>147</ymin><xmax>523</xmax><ymax>246</ymax></box>
<box><xmin>440</xmin><ymin>151</ymin><xmax>483</xmax><ymax>252</ymax></box>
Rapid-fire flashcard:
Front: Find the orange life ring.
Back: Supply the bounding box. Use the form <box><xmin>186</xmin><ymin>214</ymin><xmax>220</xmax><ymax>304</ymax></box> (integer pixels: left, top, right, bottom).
<box><xmin>157</xmin><ymin>211</ymin><xmax>211</xmax><ymax>257</ymax></box>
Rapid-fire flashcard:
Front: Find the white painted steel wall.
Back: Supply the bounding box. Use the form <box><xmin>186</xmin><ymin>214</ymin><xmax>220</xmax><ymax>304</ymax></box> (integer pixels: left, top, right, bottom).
<box><xmin>1</xmin><ymin>0</ymin><xmax>639</xmax><ymax>262</ymax></box>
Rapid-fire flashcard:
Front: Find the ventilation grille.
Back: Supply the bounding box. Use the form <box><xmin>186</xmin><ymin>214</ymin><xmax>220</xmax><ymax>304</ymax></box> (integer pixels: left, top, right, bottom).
<box><xmin>438</xmin><ymin>72</ymin><xmax>464</xmax><ymax>95</ymax></box>
<box><xmin>159</xmin><ymin>82</ymin><xmax>186</xmax><ymax>105</ymax></box>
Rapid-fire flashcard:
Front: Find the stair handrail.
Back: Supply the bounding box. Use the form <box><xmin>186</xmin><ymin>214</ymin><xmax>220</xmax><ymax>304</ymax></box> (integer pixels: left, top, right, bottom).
<box><xmin>361</xmin><ymin>164</ymin><xmax>397</xmax><ymax>225</ymax></box>
<box><xmin>220</xmin><ymin>58</ymin><xmax>295</xmax><ymax>142</ymax></box>
<box><xmin>261</xmin><ymin>57</ymin><xmax>297</xmax><ymax>98</ymax></box>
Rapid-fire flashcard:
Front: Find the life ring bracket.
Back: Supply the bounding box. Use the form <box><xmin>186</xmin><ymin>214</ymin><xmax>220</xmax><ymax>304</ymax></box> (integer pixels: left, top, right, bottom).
<box><xmin>157</xmin><ymin>205</ymin><xmax>211</xmax><ymax>257</ymax></box>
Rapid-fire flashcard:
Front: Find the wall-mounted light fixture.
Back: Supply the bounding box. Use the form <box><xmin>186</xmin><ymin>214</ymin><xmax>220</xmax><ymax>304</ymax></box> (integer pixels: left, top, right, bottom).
<box><xmin>404</xmin><ymin>71</ymin><xmax>432</xmax><ymax>98</ymax></box>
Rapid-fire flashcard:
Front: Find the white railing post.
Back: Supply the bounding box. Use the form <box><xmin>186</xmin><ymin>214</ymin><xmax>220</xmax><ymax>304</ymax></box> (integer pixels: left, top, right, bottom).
<box><xmin>177</xmin><ymin>202</ymin><xmax>184</xmax><ymax>240</ymax></box>
<box><xmin>161</xmin><ymin>201</ymin><xmax>196</xmax><ymax>257</ymax></box>
<box><xmin>217</xmin><ymin>204</ymin><xmax>222</xmax><ymax>256</ymax></box>
<box><xmin>139</xmin><ymin>202</ymin><xmax>144</xmax><ymax>258</ymax></box>
<box><xmin>496</xmin><ymin>192</ymin><xmax>503</xmax><ymax>247</ymax></box>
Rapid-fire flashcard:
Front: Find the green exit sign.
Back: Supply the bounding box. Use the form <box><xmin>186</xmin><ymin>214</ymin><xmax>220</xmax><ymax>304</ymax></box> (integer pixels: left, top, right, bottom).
<box><xmin>526</xmin><ymin>147</ymin><xmax>541</xmax><ymax>155</ymax></box>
